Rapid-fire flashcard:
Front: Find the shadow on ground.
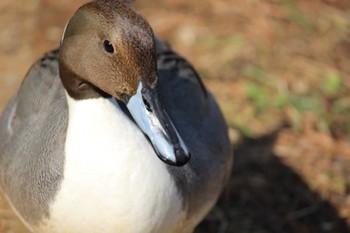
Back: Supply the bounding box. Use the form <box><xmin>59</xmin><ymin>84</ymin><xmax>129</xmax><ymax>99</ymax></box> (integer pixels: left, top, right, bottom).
<box><xmin>195</xmin><ymin>129</ymin><xmax>350</xmax><ymax>233</ymax></box>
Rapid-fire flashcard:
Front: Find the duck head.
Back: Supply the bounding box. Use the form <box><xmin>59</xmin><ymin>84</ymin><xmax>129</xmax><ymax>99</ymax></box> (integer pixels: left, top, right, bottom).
<box><xmin>59</xmin><ymin>0</ymin><xmax>190</xmax><ymax>166</ymax></box>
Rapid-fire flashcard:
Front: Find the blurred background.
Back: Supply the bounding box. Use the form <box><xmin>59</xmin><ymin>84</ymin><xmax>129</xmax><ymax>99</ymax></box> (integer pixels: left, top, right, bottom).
<box><xmin>0</xmin><ymin>0</ymin><xmax>350</xmax><ymax>232</ymax></box>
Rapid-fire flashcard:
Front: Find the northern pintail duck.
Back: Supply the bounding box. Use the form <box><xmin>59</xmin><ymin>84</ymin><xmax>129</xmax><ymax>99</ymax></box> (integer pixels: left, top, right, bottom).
<box><xmin>0</xmin><ymin>0</ymin><xmax>232</xmax><ymax>232</ymax></box>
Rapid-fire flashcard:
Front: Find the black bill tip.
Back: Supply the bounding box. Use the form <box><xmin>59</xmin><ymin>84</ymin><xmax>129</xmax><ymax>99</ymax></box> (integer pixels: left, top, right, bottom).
<box><xmin>156</xmin><ymin>147</ymin><xmax>191</xmax><ymax>167</ymax></box>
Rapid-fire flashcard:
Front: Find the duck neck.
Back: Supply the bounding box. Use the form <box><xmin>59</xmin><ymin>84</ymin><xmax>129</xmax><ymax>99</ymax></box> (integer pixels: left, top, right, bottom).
<box><xmin>56</xmin><ymin>93</ymin><xmax>186</xmax><ymax>233</ymax></box>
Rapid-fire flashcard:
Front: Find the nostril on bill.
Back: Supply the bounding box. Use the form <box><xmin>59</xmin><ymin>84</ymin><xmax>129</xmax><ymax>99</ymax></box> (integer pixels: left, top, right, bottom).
<box><xmin>142</xmin><ymin>97</ymin><xmax>152</xmax><ymax>112</ymax></box>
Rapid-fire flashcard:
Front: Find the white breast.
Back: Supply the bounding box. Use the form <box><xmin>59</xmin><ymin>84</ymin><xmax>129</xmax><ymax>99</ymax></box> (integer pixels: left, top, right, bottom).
<box><xmin>36</xmin><ymin>94</ymin><xmax>186</xmax><ymax>233</ymax></box>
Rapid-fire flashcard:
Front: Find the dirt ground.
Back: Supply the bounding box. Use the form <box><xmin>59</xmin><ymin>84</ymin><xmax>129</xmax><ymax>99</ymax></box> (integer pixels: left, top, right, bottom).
<box><xmin>0</xmin><ymin>0</ymin><xmax>350</xmax><ymax>233</ymax></box>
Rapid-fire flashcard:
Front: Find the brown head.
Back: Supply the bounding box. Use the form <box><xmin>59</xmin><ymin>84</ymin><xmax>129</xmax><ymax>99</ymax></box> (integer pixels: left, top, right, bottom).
<box><xmin>59</xmin><ymin>0</ymin><xmax>157</xmax><ymax>100</ymax></box>
<box><xmin>59</xmin><ymin>0</ymin><xmax>190</xmax><ymax>166</ymax></box>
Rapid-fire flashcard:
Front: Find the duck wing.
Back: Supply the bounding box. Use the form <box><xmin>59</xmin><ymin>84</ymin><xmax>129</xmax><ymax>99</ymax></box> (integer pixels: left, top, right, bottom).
<box><xmin>0</xmin><ymin>50</ymin><xmax>67</xmax><ymax>224</ymax></box>
<box><xmin>155</xmin><ymin>37</ymin><xmax>233</xmax><ymax>222</ymax></box>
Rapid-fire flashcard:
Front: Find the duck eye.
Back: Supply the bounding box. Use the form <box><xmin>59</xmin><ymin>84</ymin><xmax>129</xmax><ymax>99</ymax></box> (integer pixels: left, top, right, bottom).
<box><xmin>103</xmin><ymin>40</ymin><xmax>114</xmax><ymax>54</ymax></box>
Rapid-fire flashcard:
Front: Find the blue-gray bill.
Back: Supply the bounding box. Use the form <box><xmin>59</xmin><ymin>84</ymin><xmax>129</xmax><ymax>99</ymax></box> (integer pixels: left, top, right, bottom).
<box><xmin>126</xmin><ymin>81</ymin><xmax>191</xmax><ymax>166</ymax></box>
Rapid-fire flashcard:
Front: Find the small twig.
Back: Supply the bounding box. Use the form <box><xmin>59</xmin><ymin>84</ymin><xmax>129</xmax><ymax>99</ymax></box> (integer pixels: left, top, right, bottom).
<box><xmin>286</xmin><ymin>204</ymin><xmax>320</xmax><ymax>220</ymax></box>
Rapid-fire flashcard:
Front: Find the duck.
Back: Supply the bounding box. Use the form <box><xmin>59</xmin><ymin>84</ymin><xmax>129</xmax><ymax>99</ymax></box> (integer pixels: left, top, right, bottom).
<box><xmin>0</xmin><ymin>0</ymin><xmax>232</xmax><ymax>233</ymax></box>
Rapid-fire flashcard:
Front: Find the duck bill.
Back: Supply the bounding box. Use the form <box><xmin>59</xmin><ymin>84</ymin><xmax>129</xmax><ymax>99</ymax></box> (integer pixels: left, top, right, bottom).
<box><xmin>126</xmin><ymin>81</ymin><xmax>191</xmax><ymax>166</ymax></box>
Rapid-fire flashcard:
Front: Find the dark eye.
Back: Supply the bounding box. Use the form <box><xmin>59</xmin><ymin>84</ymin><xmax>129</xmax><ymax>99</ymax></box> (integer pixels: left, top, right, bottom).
<box><xmin>103</xmin><ymin>40</ymin><xmax>114</xmax><ymax>54</ymax></box>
